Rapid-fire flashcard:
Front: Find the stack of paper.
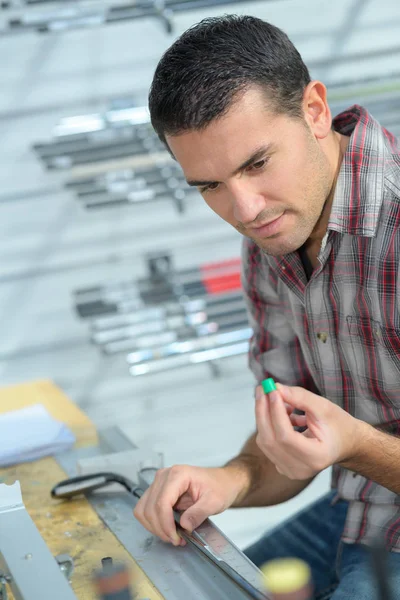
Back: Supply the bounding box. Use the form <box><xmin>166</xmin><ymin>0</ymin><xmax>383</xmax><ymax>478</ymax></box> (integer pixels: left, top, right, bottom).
<box><xmin>0</xmin><ymin>404</ymin><xmax>75</xmax><ymax>467</ymax></box>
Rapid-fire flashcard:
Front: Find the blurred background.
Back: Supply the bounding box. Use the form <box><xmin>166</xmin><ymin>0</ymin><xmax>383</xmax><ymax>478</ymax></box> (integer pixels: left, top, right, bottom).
<box><xmin>0</xmin><ymin>0</ymin><xmax>399</xmax><ymax>551</ymax></box>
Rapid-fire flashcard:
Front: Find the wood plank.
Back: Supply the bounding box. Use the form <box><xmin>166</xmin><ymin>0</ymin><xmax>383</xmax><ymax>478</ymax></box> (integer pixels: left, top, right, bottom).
<box><xmin>0</xmin><ymin>381</ymin><xmax>164</xmax><ymax>600</ymax></box>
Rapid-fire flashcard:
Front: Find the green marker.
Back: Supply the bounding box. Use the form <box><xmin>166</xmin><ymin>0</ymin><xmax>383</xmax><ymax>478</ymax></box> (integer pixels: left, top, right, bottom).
<box><xmin>262</xmin><ymin>378</ymin><xmax>277</xmax><ymax>394</ymax></box>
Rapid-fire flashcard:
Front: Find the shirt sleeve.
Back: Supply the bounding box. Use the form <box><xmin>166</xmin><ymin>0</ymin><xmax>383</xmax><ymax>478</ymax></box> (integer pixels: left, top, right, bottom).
<box><xmin>241</xmin><ymin>237</ymin><xmax>318</xmax><ymax>392</ymax></box>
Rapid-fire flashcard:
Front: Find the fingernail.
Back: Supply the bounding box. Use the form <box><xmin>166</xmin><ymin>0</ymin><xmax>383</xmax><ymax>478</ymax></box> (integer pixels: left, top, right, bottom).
<box><xmin>255</xmin><ymin>386</ymin><xmax>263</xmax><ymax>401</ymax></box>
<box><xmin>171</xmin><ymin>535</ymin><xmax>180</xmax><ymax>546</ymax></box>
<box><xmin>269</xmin><ymin>391</ymin><xmax>279</xmax><ymax>403</ymax></box>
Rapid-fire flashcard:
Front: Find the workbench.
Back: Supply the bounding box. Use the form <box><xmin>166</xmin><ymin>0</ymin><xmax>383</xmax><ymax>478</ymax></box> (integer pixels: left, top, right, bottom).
<box><xmin>0</xmin><ymin>380</ymin><xmax>163</xmax><ymax>600</ymax></box>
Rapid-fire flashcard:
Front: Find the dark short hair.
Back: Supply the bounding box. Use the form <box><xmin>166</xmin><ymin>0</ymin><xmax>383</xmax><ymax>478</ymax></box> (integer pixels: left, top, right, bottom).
<box><xmin>149</xmin><ymin>15</ymin><xmax>311</xmax><ymax>146</ymax></box>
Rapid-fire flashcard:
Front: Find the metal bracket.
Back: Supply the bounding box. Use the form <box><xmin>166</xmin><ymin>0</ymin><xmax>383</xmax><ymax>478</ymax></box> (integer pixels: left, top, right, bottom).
<box><xmin>55</xmin><ymin>554</ymin><xmax>74</xmax><ymax>582</ymax></box>
<box><xmin>0</xmin><ymin>481</ymin><xmax>77</xmax><ymax>600</ymax></box>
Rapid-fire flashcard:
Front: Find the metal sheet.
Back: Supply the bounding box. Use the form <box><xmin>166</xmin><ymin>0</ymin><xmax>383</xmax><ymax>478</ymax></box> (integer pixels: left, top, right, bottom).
<box><xmin>0</xmin><ymin>481</ymin><xmax>77</xmax><ymax>600</ymax></box>
<box><xmin>56</xmin><ymin>437</ymin><xmax>268</xmax><ymax>600</ymax></box>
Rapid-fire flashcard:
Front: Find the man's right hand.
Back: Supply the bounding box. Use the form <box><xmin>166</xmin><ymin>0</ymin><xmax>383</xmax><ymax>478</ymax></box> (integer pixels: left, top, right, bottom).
<box><xmin>133</xmin><ymin>464</ymin><xmax>248</xmax><ymax>546</ymax></box>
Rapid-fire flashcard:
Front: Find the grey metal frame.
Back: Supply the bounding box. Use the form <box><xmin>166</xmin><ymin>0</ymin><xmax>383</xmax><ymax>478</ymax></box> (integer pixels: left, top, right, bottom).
<box><xmin>0</xmin><ymin>482</ymin><xmax>77</xmax><ymax>600</ymax></box>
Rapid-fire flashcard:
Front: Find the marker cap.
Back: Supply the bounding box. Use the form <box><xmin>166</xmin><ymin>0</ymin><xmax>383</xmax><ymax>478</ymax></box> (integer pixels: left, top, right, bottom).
<box><xmin>261</xmin><ymin>378</ymin><xmax>277</xmax><ymax>394</ymax></box>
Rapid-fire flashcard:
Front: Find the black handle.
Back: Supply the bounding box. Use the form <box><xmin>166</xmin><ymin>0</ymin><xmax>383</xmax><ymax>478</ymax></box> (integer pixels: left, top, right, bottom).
<box><xmin>51</xmin><ymin>472</ymin><xmax>143</xmax><ymax>500</ymax></box>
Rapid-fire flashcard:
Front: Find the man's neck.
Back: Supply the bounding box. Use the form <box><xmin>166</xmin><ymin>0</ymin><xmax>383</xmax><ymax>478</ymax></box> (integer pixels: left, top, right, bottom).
<box><xmin>303</xmin><ymin>132</ymin><xmax>350</xmax><ymax>268</ymax></box>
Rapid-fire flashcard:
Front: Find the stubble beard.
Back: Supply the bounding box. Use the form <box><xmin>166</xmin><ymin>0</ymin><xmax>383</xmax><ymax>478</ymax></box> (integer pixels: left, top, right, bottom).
<box><xmin>254</xmin><ymin>146</ymin><xmax>332</xmax><ymax>257</ymax></box>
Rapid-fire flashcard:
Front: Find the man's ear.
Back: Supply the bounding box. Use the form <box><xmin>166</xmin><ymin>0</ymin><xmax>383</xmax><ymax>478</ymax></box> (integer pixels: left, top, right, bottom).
<box><xmin>302</xmin><ymin>81</ymin><xmax>332</xmax><ymax>140</ymax></box>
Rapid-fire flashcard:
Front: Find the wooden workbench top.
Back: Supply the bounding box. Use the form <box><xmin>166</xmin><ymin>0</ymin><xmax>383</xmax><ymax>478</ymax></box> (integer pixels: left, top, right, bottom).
<box><xmin>0</xmin><ymin>380</ymin><xmax>164</xmax><ymax>600</ymax></box>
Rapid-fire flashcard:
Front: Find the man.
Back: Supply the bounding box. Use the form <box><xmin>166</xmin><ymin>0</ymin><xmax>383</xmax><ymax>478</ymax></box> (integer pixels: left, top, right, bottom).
<box><xmin>134</xmin><ymin>15</ymin><xmax>400</xmax><ymax>598</ymax></box>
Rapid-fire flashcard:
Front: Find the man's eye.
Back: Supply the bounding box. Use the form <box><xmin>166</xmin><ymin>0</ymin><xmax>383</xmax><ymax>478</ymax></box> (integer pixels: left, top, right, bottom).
<box><xmin>248</xmin><ymin>158</ymin><xmax>268</xmax><ymax>171</ymax></box>
<box><xmin>201</xmin><ymin>182</ymin><xmax>219</xmax><ymax>193</ymax></box>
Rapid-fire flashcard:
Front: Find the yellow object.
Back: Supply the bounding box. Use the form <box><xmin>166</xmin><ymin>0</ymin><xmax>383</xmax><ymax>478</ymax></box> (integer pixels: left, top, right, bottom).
<box><xmin>261</xmin><ymin>558</ymin><xmax>311</xmax><ymax>594</ymax></box>
<box><xmin>0</xmin><ymin>380</ymin><xmax>164</xmax><ymax>600</ymax></box>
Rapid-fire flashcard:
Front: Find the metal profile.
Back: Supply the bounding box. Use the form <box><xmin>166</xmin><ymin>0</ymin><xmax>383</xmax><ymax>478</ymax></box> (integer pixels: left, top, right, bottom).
<box><xmin>0</xmin><ymin>482</ymin><xmax>77</xmax><ymax>600</ymax></box>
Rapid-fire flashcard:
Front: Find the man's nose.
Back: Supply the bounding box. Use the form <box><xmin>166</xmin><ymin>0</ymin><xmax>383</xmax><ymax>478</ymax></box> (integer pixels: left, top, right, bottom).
<box><xmin>228</xmin><ymin>180</ymin><xmax>266</xmax><ymax>225</ymax></box>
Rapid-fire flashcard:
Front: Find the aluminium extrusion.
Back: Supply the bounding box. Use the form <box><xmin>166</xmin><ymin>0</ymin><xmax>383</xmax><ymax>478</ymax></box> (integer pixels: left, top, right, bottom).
<box><xmin>0</xmin><ymin>481</ymin><xmax>77</xmax><ymax>600</ymax></box>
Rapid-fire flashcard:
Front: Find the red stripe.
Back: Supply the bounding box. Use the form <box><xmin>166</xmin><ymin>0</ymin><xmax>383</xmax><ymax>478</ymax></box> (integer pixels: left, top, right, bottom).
<box><xmin>388</xmin><ymin>514</ymin><xmax>400</xmax><ymax>548</ymax></box>
<box><xmin>356</xmin><ymin>498</ymin><xmax>371</xmax><ymax>543</ymax></box>
<box><xmin>204</xmin><ymin>273</ymin><xmax>242</xmax><ymax>295</ymax></box>
<box><xmin>328</xmin><ymin>242</ymin><xmax>351</xmax><ymax>413</ymax></box>
<box><xmin>350</xmin><ymin>116</ymin><xmax>368</xmax><ymax>231</ymax></box>
<box><xmin>200</xmin><ymin>258</ymin><xmax>241</xmax><ymax>273</ymax></box>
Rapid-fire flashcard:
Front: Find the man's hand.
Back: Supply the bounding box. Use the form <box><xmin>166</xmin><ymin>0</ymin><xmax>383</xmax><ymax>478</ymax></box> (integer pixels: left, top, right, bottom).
<box><xmin>133</xmin><ymin>465</ymin><xmax>247</xmax><ymax>546</ymax></box>
<box><xmin>255</xmin><ymin>383</ymin><xmax>363</xmax><ymax>480</ymax></box>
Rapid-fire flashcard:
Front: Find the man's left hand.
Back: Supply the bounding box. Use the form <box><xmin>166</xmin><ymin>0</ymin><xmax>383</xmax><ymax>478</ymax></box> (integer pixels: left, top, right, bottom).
<box><xmin>255</xmin><ymin>383</ymin><xmax>364</xmax><ymax>480</ymax></box>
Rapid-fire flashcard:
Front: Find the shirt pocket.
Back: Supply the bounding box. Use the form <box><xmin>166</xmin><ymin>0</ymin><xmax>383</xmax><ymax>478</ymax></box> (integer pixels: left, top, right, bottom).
<box><xmin>347</xmin><ymin>316</ymin><xmax>400</xmax><ymax>400</ymax></box>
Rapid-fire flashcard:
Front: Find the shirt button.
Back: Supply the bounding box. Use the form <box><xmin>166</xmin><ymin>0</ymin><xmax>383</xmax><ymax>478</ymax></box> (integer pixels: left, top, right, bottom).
<box><xmin>317</xmin><ymin>332</ymin><xmax>328</xmax><ymax>343</ymax></box>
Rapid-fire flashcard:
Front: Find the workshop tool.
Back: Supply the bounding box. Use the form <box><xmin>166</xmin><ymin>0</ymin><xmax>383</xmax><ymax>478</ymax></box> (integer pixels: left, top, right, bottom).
<box><xmin>73</xmin><ymin>255</ymin><xmax>249</xmax><ymax>374</ymax></box>
<box><xmin>94</xmin><ymin>559</ymin><xmax>134</xmax><ymax>600</ymax></box>
<box><xmin>91</xmin><ymin>290</ymin><xmax>244</xmax><ymax>331</ymax></box>
<box><xmin>90</xmin><ymin>295</ymin><xmax>246</xmax><ymax>344</ymax></box>
<box><xmin>34</xmin><ymin>129</ymin><xmax>152</xmax><ymax>161</ymax></box>
<box><xmin>94</xmin><ymin>303</ymin><xmax>248</xmax><ymax>354</ymax></box>
<box><xmin>76</xmin><ymin>169</ymin><xmax>187</xmax><ymax>198</ymax></box>
<box><xmin>68</xmin><ymin>164</ymin><xmax>183</xmax><ymax>198</ymax></box>
<box><xmin>126</xmin><ymin>325</ymin><xmax>250</xmax><ymax>367</ymax></box>
<box><xmin>43</xmin><ymin>136</ymin><xmax>165</xmax><ymax>170</ymax></box>
<box><xmin>74</xmin><ymin>257</ymin><xmax>242</xmax><ymax>318</ymax></box>
<box><xmin>83</xmin><ymin>180</ymin><xmax>188</xmax><ymax>212</ymax></box>
<box><xmin>32</xmin><ymin>105</ymin><xmax>159</xmax><ymax>169</ymax></box>
<box><xmin>101</xmin><ymin>318</ymin><xmax>249</xmax><ymax>356</ymax></box>
<box><xmin>51</xmin><ymin>471</ymin><xmax>267</xmax><ymax>600</ymax></box>
<box><xmin>0</xmin><ymin>481</ymin><xmax>77</xmax><ymax>600</ymax></box>
<box><xmin>34</xmin><ymin>122</ymin><xmax>155</xmax><ymax>158</ymax></box>
<box><xmin>65</xmin><ymin>151</ymin><xmax>188</xmax><ymax>214</ymax></box>
<box><xmin>129</xmin><ymin>336</ymin><xmax>250</xmax><ymax>376</ymax></box>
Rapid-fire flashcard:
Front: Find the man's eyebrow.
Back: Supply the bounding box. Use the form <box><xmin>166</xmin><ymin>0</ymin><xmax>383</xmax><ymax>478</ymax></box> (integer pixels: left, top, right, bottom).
<box><xmin>186</xmin><ymin>144</ymin><xmax>272</xmax><ymax>187</ymax></box>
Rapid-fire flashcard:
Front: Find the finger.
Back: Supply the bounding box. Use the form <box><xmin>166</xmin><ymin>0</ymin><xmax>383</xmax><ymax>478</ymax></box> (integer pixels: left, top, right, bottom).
<box><xmin>175</xmin><ymin>492</ymin><xmax>194</xmax><ymax>512</ymax></box>
<box><xmin>154</xmin><ymin>500</ymin><xmax>183</xmax><ymax>545</ymax></box>
<box><xmin>155</xmin><ymin>469</ymin><xmax>196</xmax><ymax>545</ymax></box>
<box><xmin>269</xmin><ymin>390</ymin><xmax>296</xmax><ymax>442</ymax></box>
<box><xmin>140</xmin><ymin>473</ymin><xmax>181</xmax><ymax>545</ymax></box>
<box><xmin>276</xmin><ymin>384</ymin><xmax>324</xmax><ymax>419</ymax></box>
<box><xmin>143</xmin><ymin>496</ymin><xmax>173</xmax><ymax>544</ymax></box>
<box><xmin>180</xmin><ymin>493</ymin><xmax>213</xmax><ymax>532</ymax></box>
<box><xmin>153</xmin><ymin>488</ymin><xmax>187</xmax><ymax>545</ymax></box>
<box><xmin>152</xmin><ymin>502</ymin><xmax>181</xmax><ymax>545</ymax></box>
<box><xmin>284</xmin><ymin>402</ymin><xmax>294</xmax><ymax>415</ymax></box>
<box><xmin>303</xmin><ymin>428</ymin><xmax>314</xmax><ymax>438</ymax></box>
<box><xmin>134</xmin><ymin>488</ymin><xmax>159</xmax><ymax>538</ymax></box>
<box><xmin>269</xmin><ymin>391</ymin><xmax>322</xmax><ymax>459</ymax></box>
<box><xmin>289</xmin><ymin>414</ymin><xmax>307</xmax><ymax>428</ymax></box>
<box><xmin>255</xmin><ymin>385</ymin><xmax>274</xmax><ymax>444</ymax></box>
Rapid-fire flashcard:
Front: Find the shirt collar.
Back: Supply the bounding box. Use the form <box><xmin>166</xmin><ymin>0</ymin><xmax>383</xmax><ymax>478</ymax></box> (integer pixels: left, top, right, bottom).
<box><xmin>329</xmin><ymin>104</ymin><xmax>387</xmax><ymax>237</ymax></box>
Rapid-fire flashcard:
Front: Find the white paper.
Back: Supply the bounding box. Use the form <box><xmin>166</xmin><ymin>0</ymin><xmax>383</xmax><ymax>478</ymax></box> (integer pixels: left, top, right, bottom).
<box><xmin>0</xmin><ymin>404</ymin><xmax>75</xmax><ymax>467</ymax></box>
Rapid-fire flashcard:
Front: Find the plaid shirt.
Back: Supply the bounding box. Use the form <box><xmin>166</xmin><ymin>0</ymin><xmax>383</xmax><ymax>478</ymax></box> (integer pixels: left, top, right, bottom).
<box><xmin>242</xmin><ymin>105</ymin><xmax>400</xmax><ymax>551</ymax></box>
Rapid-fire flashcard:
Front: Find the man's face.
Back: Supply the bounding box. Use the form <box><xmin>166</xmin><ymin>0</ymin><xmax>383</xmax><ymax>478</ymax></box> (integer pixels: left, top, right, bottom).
<box><xmin>166</xmin><ymin>86</ymin><xmax>333</xmax><ymax>256</ymax></box>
